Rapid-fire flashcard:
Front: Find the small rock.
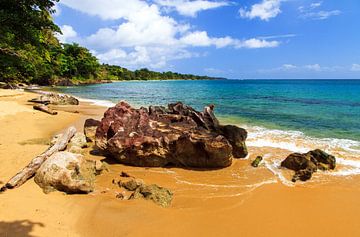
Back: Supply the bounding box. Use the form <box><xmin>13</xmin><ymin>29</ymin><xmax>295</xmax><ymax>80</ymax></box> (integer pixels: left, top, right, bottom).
<box><xmin>129</xmin><ymin>188</ymin><xmax>144</xmax><ymax>200</ymax></box>
<box><xmin>95</xmin><ymin>160</ymin><xmax>109</xmax><ymax>175</ymax></box>
<box><xmin>281</xmin><ymin>149</ymin><xmax>336</xmax><ymax>182</ymax></box>
<box><xmin>122</xmin><ymin>179</ymin><xmax>144</xmax><ymax>191</ymax></box>
<box><xmin>69</xmin><ymin>132</ymin><xmax>87</xmax><ymax>149</ymax></box>
<box><xmin>251</xmin><ymin>156</ymin><xmax>263</xmax><ymax>168</ymax></box>
<box><xmin>139</xmin><ymin>184</ymin><xmax>173</xmax><ymax>207</ymax></box>
<box><xmin>120</xmin><ymin>171</ymin><xmax>132</xmax><ymax>178</ymax></box>
<box><xmin>115</xmin><ymin>193</ymin><xmax>125</xmax><ymax>200</ymax></box>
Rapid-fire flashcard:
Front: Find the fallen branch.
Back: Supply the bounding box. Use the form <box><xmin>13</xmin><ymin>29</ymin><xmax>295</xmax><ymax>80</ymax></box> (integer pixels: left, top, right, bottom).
<box><xmin>0</xmin><ymin>127</ymin><xmax>77</xmax><ymax>192</ymax></box>
<box><xmin>33</xmin><ymin>104</ymin><xmax>58</xmax><ymax>115</ymax></box>
<box><xmin>28</xmin><ymin>98</ymin><xmax>50</xmax><ymax>105</ymax></box>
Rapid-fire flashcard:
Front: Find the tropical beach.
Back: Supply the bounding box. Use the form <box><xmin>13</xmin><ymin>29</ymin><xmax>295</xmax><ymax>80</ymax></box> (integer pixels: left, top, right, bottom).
<box><xmin>1</xmin><ymin>86</ymin><xmax>360</xmax><ymax>237</ymax></box>
<box><xmin>1</xmin><ymin>0</ymin><xmax>360</xmax><ymax>236</ymax></box>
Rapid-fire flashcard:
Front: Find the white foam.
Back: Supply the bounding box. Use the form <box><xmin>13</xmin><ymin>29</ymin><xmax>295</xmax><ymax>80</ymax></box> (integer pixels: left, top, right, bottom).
<box><xmin>247</xmin><ymin>139</ymin><xmax>309</xmax><ymax>153</ymax></box>
<box><xmin>78</xmin><ymin>98</ymin><xmax>115</xmax><ymax>107</ymax></box>
<box><xmin>264</xmin><ymin>159</ymin><xmax>295</xmax><ymax>187</ymax></box>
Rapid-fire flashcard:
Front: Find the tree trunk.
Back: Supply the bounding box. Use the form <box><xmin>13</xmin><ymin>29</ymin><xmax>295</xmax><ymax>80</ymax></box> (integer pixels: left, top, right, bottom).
<box><xmin>0</xmin><ymin>127</ymin><xmax>77</xmax><ymax>192</ymax></box>
<box><xmin>33</xmin><ymin>104</ymin><xmax>57</xmax><ymax>115</ymax></box>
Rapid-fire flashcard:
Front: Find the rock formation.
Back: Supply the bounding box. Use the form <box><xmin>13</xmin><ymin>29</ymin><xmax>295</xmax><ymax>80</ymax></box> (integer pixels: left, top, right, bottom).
<box><xmin>281</xmin><ymin>149</ymin><xmax>336</xmax><ymax>182</ymax></box>
<box><xmin>34</xmin><ymin>152</ymin><xmax>96</xmax><ymax>194</ymax></box>
<box><xmin>95</xmin><ymin>101</ymin><xmax>248</xmax><ymax>168</ymax></box>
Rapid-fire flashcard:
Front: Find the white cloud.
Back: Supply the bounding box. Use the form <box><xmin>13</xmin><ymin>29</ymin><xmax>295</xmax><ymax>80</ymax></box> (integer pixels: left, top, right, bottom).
<box><xmin>305</xmin><ymin>64</ymin><xmax>322</xmax><ymax>71</ymax></box>
<box><xmin>155</xmin><ymin>0</ymin><xmax>229</xmax><ymax>17</ymax></box>
<box><xmin>239</xmin><ymin>0</ymin><xmax>282</xmax><ymax>21</ymax></box>
<box><xmin>56</xmin><ymin>25</ymin><xmax>78</xmax><ymax>43</ymax></box>
<box><xmin>351</xmin><ymin>64</ymin><xmax>360</xmax><ymax>72</ymax></box>
<box><xmin>180</xmin><ymin>31</ymin><xmax>280</xmax><ymax>48</ymax></box>
<box><xmin>58</xmin><ymin>0</ymin><xmax>282</xmax><ymax>69</ymax></box>
<box><xmin>60</xmin><ymin>0</ymin><xmax>147</xmax><ymax>20</ymax></box>
<box><xmin>298</xmin><ymin>2</ymin><xmax>341</xmax><ymax>20</ymax></box>
<box><xmin>302</xmin><ymin>10</ymin><xmax>341</xmax><ymax>20</ymax></box>
<box><xmin>281</xmin><ymin>64</ymin><xmax>297</xmax><ymax>70</ymax></box>
<box><xmin>260</xmin><ymin>63</ymin><xmax>350</xmax><ymax>73</ymax></box>
<box><xmin>236</xmin><ymin>38</ymin><xmax>279</xmax><ymax>48</ymax></box>
<box><xmin>310</xmin><ymin>2</ymin><xmax>322</xmax><ymax>9</ymax></box>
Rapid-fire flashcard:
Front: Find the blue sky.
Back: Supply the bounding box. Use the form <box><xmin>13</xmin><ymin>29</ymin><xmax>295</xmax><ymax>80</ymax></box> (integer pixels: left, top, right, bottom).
<box><xmin>53</xmin><ymin>0</ymin><xmax>360</xmax><ymax>79</ymax></box>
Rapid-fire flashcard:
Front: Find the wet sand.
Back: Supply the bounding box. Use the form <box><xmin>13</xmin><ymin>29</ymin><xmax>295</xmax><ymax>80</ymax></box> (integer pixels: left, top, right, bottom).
<box><xmin>1</xmin><ymin>89</ymin><xmax>360</xmax><ymax>237</ymax></box>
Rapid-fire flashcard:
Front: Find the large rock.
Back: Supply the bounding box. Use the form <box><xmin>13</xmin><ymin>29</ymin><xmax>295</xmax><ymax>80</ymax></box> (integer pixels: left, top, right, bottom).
<box><xmin>34</xmin><ymin>152</ymin><xmax>96</xmax><ymax>194</ymax></box>
<box><xmin>95</xmin><ymin>101</ymin><xmax>247</xmax><ymax>168</ymax></box>
<box><xmin>29</xmin><ymin>93</ymin><xmax>79</xmax><ymax>105</ymax></box>
<box><xmin>84</xmin><ymin>119</ymin><xmax>101</xmax><ymax>142</ymax></box>
<box><xmin>281</xmin><ymin>149</ymin><xmax>336</xmax><ymax>182</ymax></box>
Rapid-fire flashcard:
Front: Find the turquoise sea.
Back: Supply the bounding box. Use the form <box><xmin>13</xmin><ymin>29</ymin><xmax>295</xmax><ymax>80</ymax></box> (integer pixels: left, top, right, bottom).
<box><xmin>53</xmin><ymin>79</ymin><xmax>360</xmax><ymax>141</ymax></box>
<box><xmin>53</xmin><ymin>79</ymin><xmax>360</xmax><ymax>183</ymax></box>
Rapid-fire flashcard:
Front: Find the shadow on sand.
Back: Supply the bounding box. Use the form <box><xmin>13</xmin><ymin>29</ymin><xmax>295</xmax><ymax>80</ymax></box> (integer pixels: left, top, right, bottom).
<box><xmin>0</xmin><ymin>220</ymin><xmax>44</xmax><ymax>237</ymax></box>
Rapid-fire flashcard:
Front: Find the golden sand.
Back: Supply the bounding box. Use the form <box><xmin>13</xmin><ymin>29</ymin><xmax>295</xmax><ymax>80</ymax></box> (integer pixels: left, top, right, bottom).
<box><xmin>1</xmin><ymin>89</ymin><xmax>360</xmax><ymax>237</ymax></box>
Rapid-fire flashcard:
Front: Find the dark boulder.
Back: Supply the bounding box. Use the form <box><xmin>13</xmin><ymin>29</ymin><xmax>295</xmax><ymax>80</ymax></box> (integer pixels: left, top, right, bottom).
<box><xmin>281</xmin><ymin>149</ymin><xmax>336</xmax><ymax>182</ymax></box>
<box><xmin>95</xmin><ymin>101</ymin><xmax>248</xmax><ymax>168</ymax></box>
<box><xmin>221</xmin><ymin>125</ymin><xmax>248</xmax><ymax>158</ymax></box>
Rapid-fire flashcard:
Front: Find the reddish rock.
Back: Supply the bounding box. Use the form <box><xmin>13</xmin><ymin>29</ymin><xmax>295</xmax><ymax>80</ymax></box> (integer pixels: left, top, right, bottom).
<box><xmin>95</xmin><ymin>101</ymin><xmax>248</xmax><ymax>168</ymax></box>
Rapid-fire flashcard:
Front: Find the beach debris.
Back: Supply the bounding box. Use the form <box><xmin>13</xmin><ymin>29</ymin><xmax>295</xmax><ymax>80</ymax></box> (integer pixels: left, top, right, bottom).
<box><xmin>84</xmin><ymin>118</ymin><xmax>101</xmax><ymax>142</ymax></box>
<box><xmin>115</xmin><ymin>193</ymin><xmax>125</xmax><ymax>200</ymax></box>
<box><xmin>33</xmin><ymin>104</ymin><xmax>58</xmax><ymax>115</ymax></box>
<box><xmin>95</xmin><ymin>101</ymin><xmax>248</xmax><ymax>168</ymax></box>
<box><xmin>34</xmin><ymin>152</ymin><xmax>96</xmax><ymax>194</ymax></box>
<box><xmin>251</xmin><ymin>156</ymin><xmax>263</xmax><ymax>168</ymax></box>
<box><xmin>120</xmin><ymin>171</ymin><xmax>132</xmax><ymax>178</ymax></box>
<box><xmin>0</xmin><ymin>127</ymin><xmax>76</xmax><ymax>192</ymax></box>
<box><xmin>129</xmin><ymin>184</ymin><xmax>173</xmax><ymax>208</ymax></box>
<box><xmin>28</xmin><ymin>93</ymin><xmax>79</xmax><ymax>105</ymax></box>
<box><xmin>281</xmin><ymin>149</ymin><xmax>336</xmax><ymax>182</ymax></box>
<box><xmin>51</xmin><ymin>132</ymin><xmax>88</xmax><ymax>154</ymax></box>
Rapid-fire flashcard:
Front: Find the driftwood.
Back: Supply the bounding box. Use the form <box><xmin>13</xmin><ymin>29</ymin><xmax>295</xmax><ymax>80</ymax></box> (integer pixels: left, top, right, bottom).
<box><xmin>0</xmin><ymin>127</ymin><xmax>77</xmax><ymax>192</ymax></box>
<box><xmin>33</xmin><ymin>104</ymin><xmax>58</xmax><ymax>115</ymax></box>
<box><xmin>28</xmin><ymin>98</ymin><xmax>50</xmax><ymax>105</ymax></box>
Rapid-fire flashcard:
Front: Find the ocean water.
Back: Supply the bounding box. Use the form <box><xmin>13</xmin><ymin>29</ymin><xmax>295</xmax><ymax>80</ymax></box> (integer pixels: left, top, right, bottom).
<box><xmin>53</xmin><ymin>79</ymin><xmax>360</xmax><ymax>183</ymax></box>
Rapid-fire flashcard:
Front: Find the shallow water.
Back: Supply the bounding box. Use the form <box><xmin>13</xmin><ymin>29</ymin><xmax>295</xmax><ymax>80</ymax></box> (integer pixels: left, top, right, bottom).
<box><xmin>53</xmin><ymin>79</ymin><xmax>360</xmax><ymax>185</ymax></box>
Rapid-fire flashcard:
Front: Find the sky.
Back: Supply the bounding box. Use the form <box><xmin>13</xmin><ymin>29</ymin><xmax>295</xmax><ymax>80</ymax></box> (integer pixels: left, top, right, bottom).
<box><xmin>53</xmin><ymin>0</ymin><xmax>360</xmax><ymax>79</ymax></box>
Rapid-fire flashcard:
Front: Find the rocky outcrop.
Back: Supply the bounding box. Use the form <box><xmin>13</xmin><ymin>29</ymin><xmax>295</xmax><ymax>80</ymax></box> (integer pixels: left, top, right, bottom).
<box><xmin>281</xmin><ymin>149</ymin><xmax>336</xmax><ymax>182</ymax></box>
<box><xmin>29</xmin><ymin>93</ymin><xmax>79</xmax><ymax>105</ymax></box>
<box><xmin>84</xmin><ymin>119</ymin><xmax>101</xmax><ymax>142</ymax></box>
<box><xmin>95</xmin><ymin>101</ymin><xmax>248</xmax><ymax>168</ymax></box>
<box><xmin>34</xmin><ymin>152</ymin><xmax>96</xmax><ymax>194</ymax></box>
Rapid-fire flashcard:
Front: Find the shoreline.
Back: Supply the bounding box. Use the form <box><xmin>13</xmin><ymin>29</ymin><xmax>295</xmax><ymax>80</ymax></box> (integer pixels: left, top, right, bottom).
<box><xmin>1</xmin><ymin>89</ymin><xmax>360</xmax><ymax>236</ymax></box>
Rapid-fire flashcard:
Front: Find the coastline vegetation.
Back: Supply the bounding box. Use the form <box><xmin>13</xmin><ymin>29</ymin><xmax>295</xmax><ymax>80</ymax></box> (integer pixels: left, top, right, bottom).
<box><xmin>0</xmin><ymin>0</ymin><xmax>218</xmax><ymax>86</ymax></box>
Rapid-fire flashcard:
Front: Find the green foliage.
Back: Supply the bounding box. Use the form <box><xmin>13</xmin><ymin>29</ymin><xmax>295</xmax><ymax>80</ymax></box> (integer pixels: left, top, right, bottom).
<box><xmin>0</xmin><ymin>0</ymin><xmax>217</xmax><ymax>84</ymax></box>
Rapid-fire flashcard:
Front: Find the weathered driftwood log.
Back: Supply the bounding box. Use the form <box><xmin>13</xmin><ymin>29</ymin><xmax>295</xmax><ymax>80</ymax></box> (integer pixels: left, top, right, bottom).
<box><xmin>33</xmin><ymin>104</ymin><xmax>58</xmax><ymax>115</ymax></box>
<box><xmin>0</xmin><ymin>127</ymin><xmax>77</xmax><ymax>192</ymax></box>
<box><xmin>28</xmin><ymin>98</ymin><xmax>50</xmax><ymax>105</ymax></box>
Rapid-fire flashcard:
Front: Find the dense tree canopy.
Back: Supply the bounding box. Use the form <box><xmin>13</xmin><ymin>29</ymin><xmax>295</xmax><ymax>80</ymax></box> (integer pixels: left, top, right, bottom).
<box><xmin>0</xmin><ymin>0</ymin><xmax>217</xmax><ymax>85</ymax></box>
